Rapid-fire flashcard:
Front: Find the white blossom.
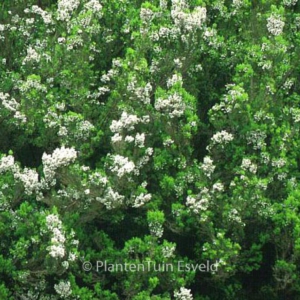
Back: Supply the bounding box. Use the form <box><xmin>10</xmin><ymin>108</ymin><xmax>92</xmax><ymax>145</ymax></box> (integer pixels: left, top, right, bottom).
<box><xmin>163</xmin><ymin>138</ymin><xmax>174</xmax><ymax>147</ymax></box>
<box><xmin>58</xmin><ymin>37</ymin><xmax>66</xmax><ymax>44</ymax></box>
<box><xmin>171</xmin><ymin>1</ymin><xmax>206</xmax><ymax>32</ymax></box>
<box><xmin>51</xmin><ymin>228</ymin><xmax>66</xmax><ymax>244</ymax></box>
<box><xmin>14</xmin><ymin>111</ymin><xmax>27</xmax><ymax>123</ymax></box>
<box><xmin>42</xmin><ymin>146</ymin><xmax>77</xmax><ymax>169</ymax></box>
<box><xmin>22</xmin><ymin>46</ymin><xmax>40</xmax><ymax>65</ymax></box>
<box><xmin>162</xmin><ymin>245</ymin><xmax>176</xmax><ymax>258</ymax></box>
<box><xmin>97</xmin><ymin>187</ymin><xmax>125</xmax><ymax>209</ymax></box>
<box><xmin>246</xmin><ymin>130</ymin><xmax>267</xmax><ymax>150</ymax></box>
<box><xmin>272</xmin><ymin>158</ymin><xmax>286</xmax><ymax>168</ymax></box>
<box><xmin>232</xmin><ymin>0</ymin><xmax>243</xmax><ymax>9</ymax></box>
<box><xmin>124</xmin><ymin>135</ymin><xmax>135</xmax><ymax>143</ymax></box>
<box><xmin>31</xmin><ymin>5</ymin><xmax>53</xmax><ymax>24</ymax></box>
<box><xmin>54</xmin><ymin>280</ymin><xmax>72</xmax><ymax>298</ymax></box>
<box><xmin>84</xmin><ymin>0</ymin><xmax>102</xmax><ymax>13</ymax></box>
<box><xmin>160</xmin><ymin>0</ymin><xmax>168</xmax><ymax>10</ymax></box>
<box><xmin>241</xmin><ymin>158</ymin><xmax>257</xmax><ymax>174</ymax></box>
<box><xmin>132</xmin><ymin>193</ymin><xmax>152</xmax><ymax>207</ymax></box>
<box><xmin>135</xmin><ymin>133</ymin><xmax>145</xmax><ymax>148</ymax></box>
<box><xmin>200</xmin><ymin>156</ymin><xmax>215</xmax><ymax>178</ymax></box>
<box><xmin>167</xmin><ymin>73</ymin><xmax>183</xmax><ymax>88</ymax></box>
<box><xmin>14</xmin><ymin>168</ymin><xmax>39</xmax><ymax>195</ymax></box>
<box><xmin>0</xmin><ymin>155</ymin><xmax>15</xmax><ymax>173</ymax></box>
<box><xmin>110</xmin><ymin>112</ymin><xmax>139</xmax><ymax>133</ymax></box>
<box><xmin>211</xmin><ymin>130</ymin><xmax>234</xmax><ymax>144</ymax></box>
<box><xmin>186</xmin><ymin>195</ymin><xmax>209</xmax><ymax>213</ymax></box>
<box><xmin>111</xmin><ymin>133</ymin><xmax>123</xmax><ymax>144</ymax></box>
<box><xmin>62</xmin><ymin>261</ymin><xmax>69</xmax><ymax>269</ymax></box>
<box><xmin>174</xmin><ymin>287</ymin><xmax>193</xmax><ymax>300</ymax></box>
<box><xmin>140</xmin><ymin>8</ymin><xmax>155</xmax><ymax>24</ymax></box>
<box><xmin>149</xmin><ymin>221</ymin><xmax>164</xmax><ymax>238</ymax></box>
<box><xmin>48</xmin><ymin>244</ymin><xmax>65</xmax><ymax>258</ymax></box>
<box><xmin>212</xmin><ymin>182</ymin><xmax>224</xmax><ymax>192</ymax></box>
<box><xmin>267</xmin><ymin>14</ymin><xmax>284</xmax><ymax>36</ymax></box>
<box><xmin>46</xmin><ymin>214</ymin><xmax>62</xmax><ymax>230</ymax></box>
<box><xmin>68</xmin><ymin>252</ymin><xmax>77</xmax><ymax>261</ymax></box>
<box><xmin>57</xmin><ymin>0</ymin><xmax>80</xmax><ymax>21</ymax></box>
<box><xmin>110</xmin><ymin>155</ymin><xmax>135</xmax><ymax>178</ymax></box>
<box><xmin>283</xmin><ymin>0</ymin><xmax>298</xmax><ymax>7</ymax></box>
<box><xmin>155</xmin><ymin>92</ymin><xmax>185</xmax><ymax>118</ymax></box>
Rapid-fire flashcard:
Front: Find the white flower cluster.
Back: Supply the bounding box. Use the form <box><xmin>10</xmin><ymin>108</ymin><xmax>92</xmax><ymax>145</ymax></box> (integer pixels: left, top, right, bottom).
<box><xmin>22</xmin><ymin>46</ymin><xmax>40</xmax><ymax>65</ymax></box>
<box><xmin>186</xmin><ymin>188</ymin><xmax>210</xmax><ymax>214</ymax></box>
<box><xmin>96</xmin><ymin>187</ymin><xmax>125</xmax><ymax>209</ymax></box>
<box><xmin>140</xmin><ymin>7</ymin><xmax>155</xmax><ymax>24</ymax></box>
<box><xmin>14</xmin><ymin>168</ymin><xmax>39</xmax><ymax>195</ymax></box>
<box><xmin>110</xmin><ymin>112</ymin><xmax>140</xmax><ymax>133</ymax></box>
<box><xmin>212</xmin><ymin>85</ymin><xmax>246</xmax><ymax>114</ymax></box>
<box><xmin>57</xmin><ymin>0</ymin><xmax>80</xmax><ymax>21</ymax></box>
<box><xmin>212</xmin><ymin>182</ymin><xmax>224</xmax><ymax>192</ymax></box>
<box><xmin>26</xmin><ymin>5</ymin><xmax>53</xmax><ymax>24</ymax></box>
<box><xmin>0</xmin><ymin>155</ymin><xmax>15</xmax><ymax>173</ymax></box>
<box><xmin>89</xmin><ymin>171</ymin><xmax>108</xmax><ymax>186</ymax></box>
<box><xmin>267</xmin><ymin>14</ymin><xmax>285</xmax><ymax>36</ymax></box>
<box><xmin>241</xmin><ymin>158</ymin><xmax>257</xmax><ymax>174</ymax></box>
<box><xmin>124</xmin><ymin>135</ymin><xmax>134</xmax><ymax>143</ymax></box>
<box><xmin>42</xmin><ymin>147</ymin><xmax>77</xmax><ymax>186</ymax></box>
<box><xmin>18</xmin><ymin>76</ymin><xmax>47</xmax><ymax>93</ymax></box>
<box><xmin>186</xmin><ymin>195</ymin><xmax>209</xmax><ymax>213</ymax></box>
<box><xmin>46</xmin><ymin>214</ymin><xmax>66</xmax><ymax>258</ymax></box>
<box><xmin>246</xmin><ymin>130</ymin><xmax>267</xmax><ymax>150</ymax></box>
<box><xmin>132</xmin><ymin>193</ymin><xmax>152</xmax><ymax>208</ymax></box>
<box><xmin>0</xmin><ymin>24</ymin><xmax>6</xmax><ymax>32</ymax></box>
<box><xmin>54</xmin><ymin>280</ymin><xmax>72</xmax><ymax>298</ymax></box>
<box><xmin>0</xmin><ymin>92</ymin><xmax>27</xmax><ymax>123</ymax></box>
<box><xmin>228</xmin><ymin>209</ymin><xmax>243</xmax><ymax>224</ymax></box>
<box><xmin>283</xmin><ymin>0</ymin><xmax>298</xmax><ymax>7</ymax></box>
<box><xmin>110</xmin><ymin>112</ymin><xmax>150</xmax><ymax>147</ymax></box>
<box><xmin>223</xmin><ymin>84</ymin><xmax>245</xmax><ymax>103</ymax></box>
<box><xmin>134</xmin><ymin>147</ymin><xmax>154</xmax><ymax>175</ymax></box>
<box><xmin>127</xmin><ymin>79</ymin><xmax>152</xmax><ymax>104</ymax></box>
<box><xmin>163</xmin><ymin>138</ymin><xmax>174</xmax><ymax>147</ymax></box>
<box><xmin>43</xmin><ymin>110</ymin><xmax>60</xmax><ymax>128</ymax></box>
<box><xmin>162</xmin><ymin>244</ymin><xmax>176</xmax><ymax>258</ymax></box>
<box><xmin>290</xmin><ymin>108</ymin><xmax>300</xmax><ymax>122</ymax></box>
<box><xmin>155</xmin><ymin>92</ymin><xmax>185</xmax><ymax>118</ymax></box>
<box><xmin>109</xmin><ymin>155</ymin><xmax>135</xmax><ymax>178</ymax></box>
<box><xmin>160</xmin><ymin>0</ymin><xmax>168</xmax><ymax>10</ymax></box>
<box><xmin>283</xmin><ymin>78</ymin><xmax>294</xmax><ymax>90</ymax></box>
<box><xmin>0</xmin><ymin>155</ymin><xmax>41</xmax><ymax>196</ymax></box>
<box><xmin>75</xmin><ymin>120</ymin><xmax>95</xmax><ymax>140</ymax></box>
<box><xmin>211</xmin><ymin>130</ymin><xmax>234</xmax><ymax>144</ymax></box>
<box><xmin>200</xmin><ymin>156</ymin><xmax>215</xmax><ymax>178</ymax></box>
<box><xmin>149</xmin><ymin>221</ymin><xmax>164</xmax><ymax>238</ymax></box>
<box><xmin>232</xmin><ymin>0</ymin><xmax>244</xmax><ymax>9</ymax></box>
<box><xmin>271</xmin><ymin>158</ymin><xmax>286</xmax><ymax>168</ymax></box>
<box><xmin>167</xmin><ymin>73</ymin><xmax>183</xmax><ymax>88</ymax></box>
<box><xmin>174</xmin><ymin>287</ymin><xmax>193</xmax><ymax>300</ymax></box>
<box><xmin>171</xmin><ymin>0</ymin><xmax>206</xmax><ymax>32</ymax></box>
<box><xmin>135</xmin><ymin>133</ymin><xmax>145</xmax><ymax>148</ymax></box>
<box><xmin>150</xmin><ymin>26</ymin><xmax>181</xmax><ymax>41</ymax></box>
<box><xmin>0</xmin><ymin>92</ymin><xmax>19</xmax><ymax>112</ymax></box>
<box><xmin>258</xmin><ymin>60</ymin><xmax>272</xmax><ymax>70</ymax></box>
<box><xmin>44</xmin><ymin>109</ymin><xmax>95</xmax><ymax>141</ymax></box>
<box><xmin>84</xmin><ymin>0</ymin><xmax>103</xmax><ymax>13</ymax></box>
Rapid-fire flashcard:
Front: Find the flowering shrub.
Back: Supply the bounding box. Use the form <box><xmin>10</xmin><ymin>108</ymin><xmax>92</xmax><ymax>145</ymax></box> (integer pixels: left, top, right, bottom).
<box><xmin>1</xmin><ymin>0</ymin><xmax>300</xmax><ymax>299</ymax></box>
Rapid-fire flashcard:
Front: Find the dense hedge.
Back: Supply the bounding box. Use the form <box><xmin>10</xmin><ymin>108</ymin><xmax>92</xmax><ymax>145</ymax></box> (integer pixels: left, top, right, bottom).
<box><xmin>1</xmin><ymin>0</ymin><xmax>300</xmax><ymax>299</ymax></box>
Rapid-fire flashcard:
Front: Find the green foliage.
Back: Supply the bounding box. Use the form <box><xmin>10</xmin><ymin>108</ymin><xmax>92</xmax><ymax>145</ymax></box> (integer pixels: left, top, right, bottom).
<box><xmin>1</xmin><ymin>0</ymin><xmax>300</xmax><ymax>299</ymax></box>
